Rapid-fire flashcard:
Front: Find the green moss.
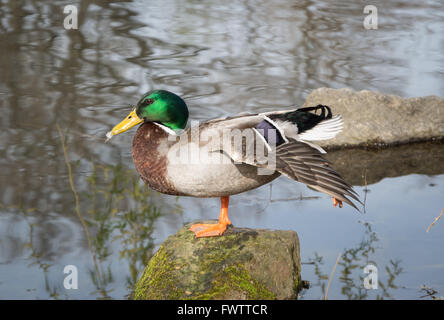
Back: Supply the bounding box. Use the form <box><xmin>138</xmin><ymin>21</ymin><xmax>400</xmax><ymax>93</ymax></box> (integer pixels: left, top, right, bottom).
<box><xmin>133</xmin><ymin>244</ymin><xmax>184</xmax><ymax>299</ymax></box>
<box><xmin>193</xmin><ymin>264</ymin><xmax>275</xmax><ymax>300</ymax></box>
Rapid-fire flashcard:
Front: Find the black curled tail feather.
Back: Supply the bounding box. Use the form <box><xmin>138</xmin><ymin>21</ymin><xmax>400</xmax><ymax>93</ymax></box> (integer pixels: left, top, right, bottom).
<box><xmin>268</xmin><ymin>104</ymin><xmax>333</xmax><ymax>134</ymax></box>
<box><xmin>297</xmin><ymin>104</ymin><xmax>332</xmax><ymax>119</ymax></box>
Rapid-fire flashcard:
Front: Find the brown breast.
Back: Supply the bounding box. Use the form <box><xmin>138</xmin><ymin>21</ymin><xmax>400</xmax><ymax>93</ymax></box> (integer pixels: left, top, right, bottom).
<box><xmin>131</xmin><ymin>122</ymin><xmax>180</xmax><ymax>195</ymax></box>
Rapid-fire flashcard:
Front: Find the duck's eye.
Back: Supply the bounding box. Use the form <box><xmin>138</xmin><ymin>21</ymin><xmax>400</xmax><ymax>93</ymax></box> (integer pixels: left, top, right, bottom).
<box><xmin>142</xmin><ymin>98</ymin><xmax>154</xmax><ymax>106</ymax></box>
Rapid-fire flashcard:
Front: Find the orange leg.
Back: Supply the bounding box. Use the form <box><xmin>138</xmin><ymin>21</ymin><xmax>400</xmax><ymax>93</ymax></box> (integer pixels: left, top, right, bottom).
<box><xmin>189</xmin><ymin>196</ymin><xmax>232</xmax><ymax>238</ymax></box>
<box><xmin>332</xmin><ymin>197</ymin><xmax>343</xmax><ymax>208</ymax></box>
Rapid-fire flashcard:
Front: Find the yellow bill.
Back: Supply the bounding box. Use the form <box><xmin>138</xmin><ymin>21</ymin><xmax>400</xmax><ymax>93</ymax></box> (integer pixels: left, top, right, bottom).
<box><xmin>106</xmin><ymin>108</ymin><xmax>143</xmax><ymax>141</ymax></box>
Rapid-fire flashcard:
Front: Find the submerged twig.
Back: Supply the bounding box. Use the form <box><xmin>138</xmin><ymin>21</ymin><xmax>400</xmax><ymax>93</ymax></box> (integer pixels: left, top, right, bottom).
<box><xmin>426</xmin><ymin>209</ymin><xmax>444</xmax><ymax>233</ymax></box>
<box><xmin>362</xmin><ymin>168</ymin><xmax>369</xmax><ymax>214</ymax></box>
<box><xmin>56</xmin><ymin>123</ymin><xmax>103</xmax><ymax>283</ymax></box>
<box><xmin>324</xmin><ymin>252</ymin><xmax>342</xmax><ymax>300</ymax></box>
<box><xmin>419</xmin><ymin>285</ymin><xmax>439</xmax><ymax>299</ymax></box>
<box><xmin>270</xmin><ymin>194</ymin><xmax>321</xmax><ymax>202</ymax></box>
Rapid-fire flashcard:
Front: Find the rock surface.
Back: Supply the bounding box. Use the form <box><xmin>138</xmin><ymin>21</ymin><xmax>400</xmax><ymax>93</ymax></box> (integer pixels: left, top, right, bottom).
<box><xmin>133</xmin><ymin>221</ymin><xmax>301</xmax><ymax>300</ymax></box>
<box><xmin>303</xmin><ymin>88</ymin><xmax>444</xmax><ymax>149</ymax></box>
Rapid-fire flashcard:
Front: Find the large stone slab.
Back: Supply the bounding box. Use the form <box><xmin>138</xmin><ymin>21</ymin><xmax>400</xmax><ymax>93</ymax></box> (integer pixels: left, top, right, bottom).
<box><xmin>303</xmin><ymin>88</ymin><xmax>444</xmax><ymax>148</ymax></box>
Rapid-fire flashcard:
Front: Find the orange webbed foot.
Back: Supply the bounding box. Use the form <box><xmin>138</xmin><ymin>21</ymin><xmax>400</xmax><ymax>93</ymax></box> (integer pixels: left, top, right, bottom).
<box><xmin>189</xmin><ymin>223</ymin><xmax>229</xmax><ymax>238</ymax></box>
<box><xmin>332</xmin><ymin>197</ymin><xmax>343</xmax><ymax>208</ymax></box>
<box><xmin>190</xmin><ymin>196</ymin><xmax>231</xmax><ymax>238</ymax></box>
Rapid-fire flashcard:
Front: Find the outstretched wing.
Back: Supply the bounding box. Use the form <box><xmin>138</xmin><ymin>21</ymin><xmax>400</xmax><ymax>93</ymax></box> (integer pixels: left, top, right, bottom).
<box><xmin>275</xmin><ymin>138</ymin><xmax>362</xmax><ymax>210</ymax></box>
<box><xmin>197</xmin><ymin>106</ymin><xmax>361</xmax><ymax>210</ymax></box>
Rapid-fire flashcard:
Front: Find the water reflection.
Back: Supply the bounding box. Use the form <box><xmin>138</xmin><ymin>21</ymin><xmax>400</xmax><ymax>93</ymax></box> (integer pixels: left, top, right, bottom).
<box><xmin>302</xmin><ymin>221</ymin><xmax>403</xmax><ymax>300</ymax></box>
<box><xmin>0</xmin><ymin>0</ymin><xmax>443</xmax><ymax>299</ymax></box>
<box><xmin>22</xmin><ymin>209</ymin><xmax>60</xmax><ymax>299</ymax></box>
<box><xmin>84</xmin><ymin>162</ymin><xmax>177</xmax><ymax>293</ymax></box>
<box><xmin>1</xmin><ymin>158</ymin><xmax>176</xmax><ymax>299</ymax></box>
<box><xmin>325</xmin><ymin>142</ymin><xmax>444</xmax><ymax>186</ymax></box>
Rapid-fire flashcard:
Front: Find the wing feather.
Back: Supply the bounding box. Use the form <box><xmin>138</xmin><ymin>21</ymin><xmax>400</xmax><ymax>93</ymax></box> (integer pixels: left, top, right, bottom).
<box><xmin>275</xmin><ymin>138</ymin><xmax>361</xmax><ymax>210</ymax></box>
<box><xmin>297</xmin><ymin>115</ymin><xmax>343</xmax><ymax>141</ymax></box>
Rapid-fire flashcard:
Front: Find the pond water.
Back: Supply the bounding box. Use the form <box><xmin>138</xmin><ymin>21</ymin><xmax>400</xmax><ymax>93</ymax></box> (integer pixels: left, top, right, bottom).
<box><xmin>0</xmin><ymin>0</ymin><xmax>443</xmax><ymax>299</ymax></box>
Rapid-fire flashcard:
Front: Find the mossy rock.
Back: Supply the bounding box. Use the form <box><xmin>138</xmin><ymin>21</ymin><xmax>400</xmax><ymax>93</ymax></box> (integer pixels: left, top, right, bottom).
<box><xmin>133</xmin><ymin>221</ymin><xmax>301</xmax><ymax>300</ymax></box>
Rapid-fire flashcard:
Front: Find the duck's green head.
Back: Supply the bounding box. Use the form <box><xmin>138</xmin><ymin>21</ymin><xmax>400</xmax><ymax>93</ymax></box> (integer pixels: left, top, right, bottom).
<box><xmin>107</xmin><ymin>90</ymin><xmax>188</xmax><ymax>139</ymax></box>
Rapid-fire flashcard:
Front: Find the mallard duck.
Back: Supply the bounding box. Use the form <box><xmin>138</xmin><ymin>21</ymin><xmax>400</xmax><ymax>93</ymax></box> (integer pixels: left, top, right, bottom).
<box><xmin>107</xmin><ymin>90</ymin><xmax>361</xmax><ymax>237</ymax></box>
